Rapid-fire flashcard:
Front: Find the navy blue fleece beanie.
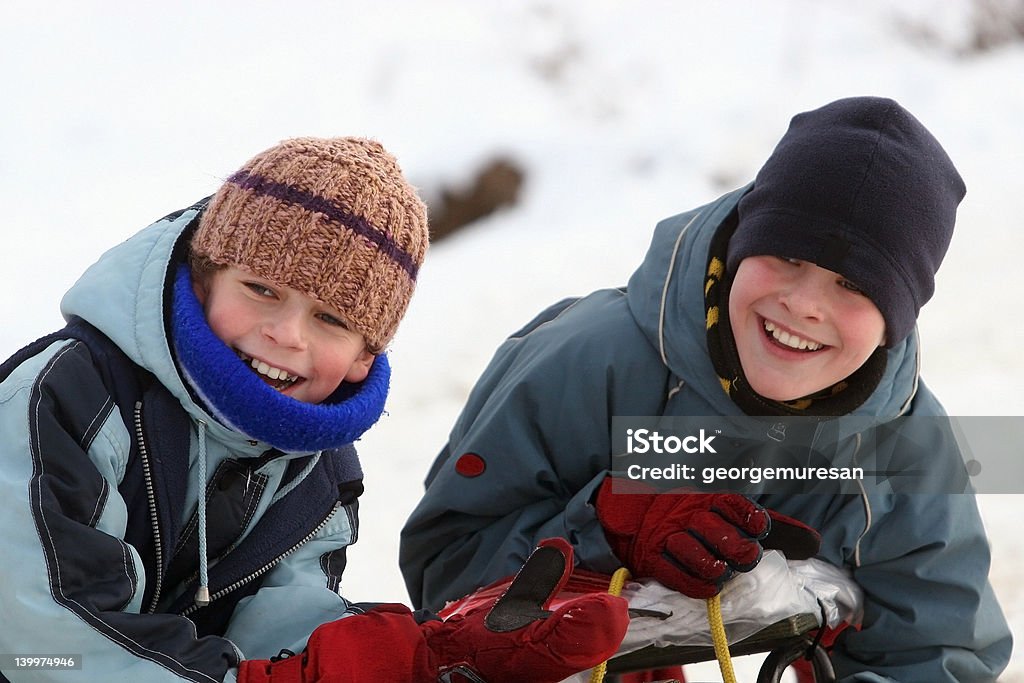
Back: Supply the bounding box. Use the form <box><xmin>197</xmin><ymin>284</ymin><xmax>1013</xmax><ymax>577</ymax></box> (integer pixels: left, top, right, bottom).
<box><xmin>727</xmin><ymin>96</ymin><xmax>965</xmax><ymax>346</ymax></box>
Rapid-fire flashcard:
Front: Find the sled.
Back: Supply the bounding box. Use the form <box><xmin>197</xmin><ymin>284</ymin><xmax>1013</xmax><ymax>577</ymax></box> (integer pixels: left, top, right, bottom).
<box><xmin>441</xmin><ymin>550</ymin><xmax>857</xmax><ymax>683</ymax></box>
<box><xmin>605</xmin><ymin>611</ymin><xmax>835</xmax><ymax>682</ymax></box>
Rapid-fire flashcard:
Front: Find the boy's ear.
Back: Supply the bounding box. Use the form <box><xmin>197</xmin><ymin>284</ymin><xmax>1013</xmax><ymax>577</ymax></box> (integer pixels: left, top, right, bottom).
<box><xmin>344</xmin><ymin>350</ymin><xmax>376</xmax><ymax>383</ymax></box>
<box><xmin>191</xmin><ymin>272</ymin><xmax>209</xmax><ymax>306</ymax></box>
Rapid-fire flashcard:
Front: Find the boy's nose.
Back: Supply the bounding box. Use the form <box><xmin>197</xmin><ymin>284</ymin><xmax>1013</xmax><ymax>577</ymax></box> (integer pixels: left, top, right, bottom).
<box><xmin>262</xmin><ymin>313</ymin><xmax>307</xmax><ymax>348</ymax></box>
<box><xmin>780</xmin><ymin>275</ymin><xmax>828</xmax><ymax>320</ymax></box>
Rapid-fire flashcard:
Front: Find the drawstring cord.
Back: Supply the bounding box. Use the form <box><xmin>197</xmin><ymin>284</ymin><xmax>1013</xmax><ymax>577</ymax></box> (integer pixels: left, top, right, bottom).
<box><xmin>195</xmin><ymin>420</ymin><xmax>211</xmax><ymax>607</ymax></box>
<box><xmin>192</xmin><ymin>433</ymin><xmax>321</xmax><ymax>607</ymax></box>
<box><xmin>270</xmin><ymin>452</ymin><xmax>322</xmax><ymax>505</ymax></box>
<box><xmin>589</xmin><ymin>569</ymin><xmax>737</xmax><ymax>683</ymax></box>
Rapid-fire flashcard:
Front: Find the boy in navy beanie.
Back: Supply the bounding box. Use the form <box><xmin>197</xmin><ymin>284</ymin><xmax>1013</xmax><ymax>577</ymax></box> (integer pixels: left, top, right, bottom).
<box><xmin>402</xmin><ymin>97</ymin><xmax>1011</xmax><ymax>681</ymax></box>
<box><xmin>716</xmin><ymin>96</ymin><xmax>965</xmax><ymax>413</ymax></box>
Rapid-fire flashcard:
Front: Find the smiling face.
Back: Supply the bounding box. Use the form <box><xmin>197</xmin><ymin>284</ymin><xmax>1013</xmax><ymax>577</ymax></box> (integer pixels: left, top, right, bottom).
<box><xmin>193</xmin><ymin>266</ymin><xmax>375</xmax><ymax>404</ymax></box>
<box><xmin>728</xmin><ymin>256</ymin><xmax>886</xmax><ymax>402</ymax></box>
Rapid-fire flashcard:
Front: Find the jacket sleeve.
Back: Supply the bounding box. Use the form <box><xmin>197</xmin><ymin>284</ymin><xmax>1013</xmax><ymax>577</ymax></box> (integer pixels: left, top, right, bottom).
<box><xmin>0</xmin><ymin>341</ymin><xmax>240</xmax><ymax>682</ymax></box>
<box><xmin>827</xmin><ymin>491</ymin><xmax>1011</xmax><ymax>682</ymax></box>
<box><xmin>399</xmin><ymin>293</ymin><xmax>668</xmax><ymax>610</ymax></box>
<box><xmin>778</xmin><ymin>406</ymin><xmax>1013</xmax><ymax>681</ymax></box>
<box><xmin>223</xmin><ymin>500</ymin><xmax>360</xmax><ymax>659</ymax></box>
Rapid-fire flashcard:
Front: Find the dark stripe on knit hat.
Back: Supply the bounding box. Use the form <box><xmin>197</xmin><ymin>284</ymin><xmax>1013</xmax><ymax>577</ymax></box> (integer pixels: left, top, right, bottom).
<box><xmin>228</xmin><ymin>168</ymin><xmax>420</xmax><ymax>281</ymax></box>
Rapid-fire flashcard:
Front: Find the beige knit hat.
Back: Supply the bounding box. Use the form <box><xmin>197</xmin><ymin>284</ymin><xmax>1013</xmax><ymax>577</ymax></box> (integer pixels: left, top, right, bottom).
<box><xmin>191</xmin><ymin>137</ymin><xmax>429</xmax><ymax>353</ymax></box>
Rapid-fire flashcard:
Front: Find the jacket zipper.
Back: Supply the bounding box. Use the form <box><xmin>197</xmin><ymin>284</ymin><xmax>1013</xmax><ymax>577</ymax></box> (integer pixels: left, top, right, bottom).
<box><xmin>134</xmin><ymin>401</ymin><xmax>165</xmax><ymax>614</ymax></box>
<box><xmin>180</xmin><ymin>502</ymin><xmax>342</xmax><ymax>617</ymax></box>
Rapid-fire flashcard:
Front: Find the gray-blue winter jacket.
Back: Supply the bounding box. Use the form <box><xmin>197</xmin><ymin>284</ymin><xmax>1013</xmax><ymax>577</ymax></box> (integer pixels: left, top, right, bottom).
<box><xmin>0</xmin><ymin>205</ymin><xmax>370</xmax><ymax>682</ymax></box>
<box><xmin>400</xmin><ymin>187</ymin><xmax>1012</xmax><ymax>681</ymax></box>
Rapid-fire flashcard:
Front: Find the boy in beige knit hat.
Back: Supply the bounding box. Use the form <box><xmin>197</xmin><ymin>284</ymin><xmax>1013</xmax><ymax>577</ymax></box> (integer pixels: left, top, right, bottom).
<box><xmin>0</xmin><ymin>137</ymin><xmax>627</xmax><ymax>682</ymax></box>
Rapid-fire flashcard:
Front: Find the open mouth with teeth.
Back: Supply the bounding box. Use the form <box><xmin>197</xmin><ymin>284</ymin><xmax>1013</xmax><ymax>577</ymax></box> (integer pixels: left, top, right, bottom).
<box><xmin>236</xmin><ymin>351</ymin><xmax>303</xmax><ymax>391</ymax></box>
<box><xmin>763</xmin><ymin>319</ymin><xmax>825</xmax><ymax>352</ymax></box>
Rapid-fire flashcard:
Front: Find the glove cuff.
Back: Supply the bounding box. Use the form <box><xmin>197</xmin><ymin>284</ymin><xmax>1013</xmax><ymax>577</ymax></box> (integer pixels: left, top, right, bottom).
<box><xmin>594</xmin><ymin>477</ymin><xmax>656</xmax><ymax>564</ymax></box>
<box><xmin>238</xmin><ymin>651</ymin><xmax>305</xmax><ymax>683</ymax></box>
<box><xmin>240</xmin><ymin>606</ymin><xmax>434</xmax><ymax>683</ymax></box>
<box><xmin>762</xmin><ymin>509</ymin><xmax>821</xmax><ymax>560</ymax></box>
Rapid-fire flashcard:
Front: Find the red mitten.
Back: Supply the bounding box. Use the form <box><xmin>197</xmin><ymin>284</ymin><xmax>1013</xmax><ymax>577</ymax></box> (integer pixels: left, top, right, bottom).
<box><xmin>595</xmin><ymin>478</ymin><xmax>772</xmax><ymax>598</ymax></box>
<box><xmin>423</xmin><ymin>537</ymin><xmax>628</xmax><ymax>682</ymax></box>
<box><xmin>239</xmin><ymin>538</ymin><xmax>629</xmax><ymax>683</ymax></box>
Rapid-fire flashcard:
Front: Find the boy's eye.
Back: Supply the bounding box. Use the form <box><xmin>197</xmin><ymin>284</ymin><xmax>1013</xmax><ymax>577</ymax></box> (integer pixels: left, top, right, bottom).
<box><xmin>245</xmin><ymin>282</ymin><xmax>276</xmax><ymax>297</ymax></box>
<box><xmin>777</xmin><ymin>256</ymin><xmax>802</xmax><ymax>266</ymax></box>
<box><xmin>838</xmin><ymin>279</ymin><xmax>865</xmax><ymax>294</ymax></box>
<box><xmin>317</xmin><ymin>312</ymin><xmax>348</xmax><ymax>328</ymax></box>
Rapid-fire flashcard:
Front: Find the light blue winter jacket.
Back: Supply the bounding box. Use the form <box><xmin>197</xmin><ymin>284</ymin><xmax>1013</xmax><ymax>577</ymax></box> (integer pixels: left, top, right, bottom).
<box><xmin>0</xmin><ymin>205</ymin><xmax>372</xmax><ymax>682</ymax></box>
<box><xmin>400</xmin><ymin>187</ymin><xmax>1012</xmax><ymax>682</ymax></box>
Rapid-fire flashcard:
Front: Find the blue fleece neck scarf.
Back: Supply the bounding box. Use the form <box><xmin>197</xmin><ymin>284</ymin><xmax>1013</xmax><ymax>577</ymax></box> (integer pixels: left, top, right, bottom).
<box><xmin>170</xmin><ymin>265</ymin><xmax>390</xmax><ymax>453</ymax></box>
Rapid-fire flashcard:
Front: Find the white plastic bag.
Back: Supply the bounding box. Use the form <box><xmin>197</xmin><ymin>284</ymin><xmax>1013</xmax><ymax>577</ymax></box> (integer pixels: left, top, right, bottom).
<box><xmin>562</xmin><ymin>552</ymin><xmax>863</xmax><ymax>683</ymax></box>
<box><xmin>619</xmin><ymin>551</ymin><xmax>862</xmax><ymax>652</ymax></box>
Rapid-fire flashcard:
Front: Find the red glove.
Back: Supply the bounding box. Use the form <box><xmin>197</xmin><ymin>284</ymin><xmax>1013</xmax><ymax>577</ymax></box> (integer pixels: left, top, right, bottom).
<box><xmin>595</xmin><ymin>478</ymin><xmax>819</xmax><ymax>599</ymax></box>
<box><xmin>239</xmin><ymin>538</ymin><xmax>629</xmax><ymax>683</ymax></box>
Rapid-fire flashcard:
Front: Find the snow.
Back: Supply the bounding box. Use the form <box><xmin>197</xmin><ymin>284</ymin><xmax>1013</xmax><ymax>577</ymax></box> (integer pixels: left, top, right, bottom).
<box><xmin>2</xmin><ymin>1</ymin><xmax>1021</xmax><ymax>679</ymax></box>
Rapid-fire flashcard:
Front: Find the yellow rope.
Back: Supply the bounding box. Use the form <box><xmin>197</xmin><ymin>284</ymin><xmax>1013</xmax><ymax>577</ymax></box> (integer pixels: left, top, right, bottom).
<box><xmin>707</xmin><ymin>593</ymin><xmax>738</xmax><ymax>683</ymax></box>
<box><xmin>590</xmin><ymin>571</ymin><xmax>737</xmax><ymax>683</ymax></box>
<box><xmin>589</xmin><ymin>567</ymin><xmax>632</xmax><ymax>683</ymax></box>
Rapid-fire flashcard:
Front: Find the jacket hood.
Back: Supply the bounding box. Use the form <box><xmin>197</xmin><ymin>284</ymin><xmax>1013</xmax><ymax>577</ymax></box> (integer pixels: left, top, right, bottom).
<box><xmin>60</xmin><ymin>203</ymin><xmax>267</xmax><ymax>453</ymax></box>
<box><xmin>625</xmin><ymin>186</ymin><xmax>922</xmax><ymax>419</ymax></box>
